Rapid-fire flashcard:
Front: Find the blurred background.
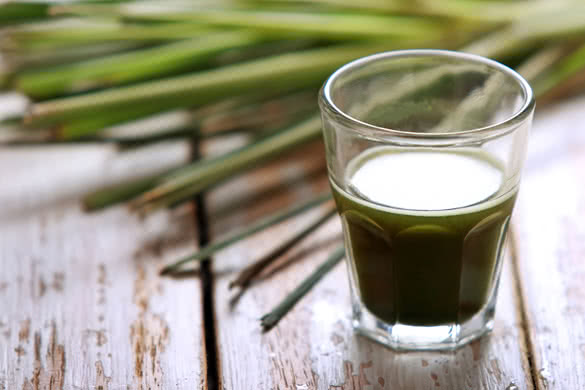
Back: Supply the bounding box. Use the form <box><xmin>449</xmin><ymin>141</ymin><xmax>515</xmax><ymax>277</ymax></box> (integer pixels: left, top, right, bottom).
<box><xmin>1</xmin><ymin>0</ymin><xmax>584</xmax><ymax>182</ymax></box>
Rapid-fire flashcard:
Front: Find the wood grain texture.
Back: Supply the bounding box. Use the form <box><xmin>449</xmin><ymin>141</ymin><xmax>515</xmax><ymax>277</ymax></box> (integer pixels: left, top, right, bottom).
<box><xmin>2</xmin><ymin>89</ymin><xmax>584</xmax><ymax>389</ymax></box>
<box><xmin>512</xmin><ymin>95</ymin><xmax>585</xmax><ymax>390</ymax></box>
<box><xmin>204</xmin><ymin>139</ymin><xmax>533</xmax><ymax>390</ymax></box>
<box><xmin>0</xmin><ymin>141</ymin><xmax>204</xmax><ymax>390</ymax></box>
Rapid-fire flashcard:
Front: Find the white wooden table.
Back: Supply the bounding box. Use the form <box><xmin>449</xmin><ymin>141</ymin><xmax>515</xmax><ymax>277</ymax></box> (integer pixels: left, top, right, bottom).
<box><xmin>1</xmin><ymin>93</ymin><xmax>584</xmax><ymax>389</ymax></box>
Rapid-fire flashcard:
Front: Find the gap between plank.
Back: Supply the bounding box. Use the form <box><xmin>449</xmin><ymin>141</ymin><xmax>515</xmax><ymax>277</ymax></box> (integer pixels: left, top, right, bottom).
<box><xmin>191</xmin><ymin>135</ymin><xmax>221</xmax><ymax>390</ymax></box>
<box><xmin>509</xmin><ymin>228</ymin><xmax>539</xmax><ymax>390</ymax></box>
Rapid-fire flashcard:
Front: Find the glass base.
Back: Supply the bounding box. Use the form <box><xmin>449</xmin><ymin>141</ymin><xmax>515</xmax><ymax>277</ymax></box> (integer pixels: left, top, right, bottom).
<box><xmin>351</xmin><ymin>297</ymin><xmax>495</xmax><ymax>351</ymax></box>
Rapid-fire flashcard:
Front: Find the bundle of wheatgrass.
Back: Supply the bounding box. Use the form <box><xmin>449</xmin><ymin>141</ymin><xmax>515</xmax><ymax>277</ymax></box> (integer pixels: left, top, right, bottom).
<box><xmin>2</xmin><ymin>0</ymin><xmax>585</xmax><ymax>328</ymax></box>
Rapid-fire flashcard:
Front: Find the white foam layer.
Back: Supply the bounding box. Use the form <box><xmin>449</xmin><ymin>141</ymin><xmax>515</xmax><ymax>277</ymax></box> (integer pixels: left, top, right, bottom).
<box><xmin>338</xmin><ymin>147</ymin><xmax>515</xmax><ymax>216</ymax></box>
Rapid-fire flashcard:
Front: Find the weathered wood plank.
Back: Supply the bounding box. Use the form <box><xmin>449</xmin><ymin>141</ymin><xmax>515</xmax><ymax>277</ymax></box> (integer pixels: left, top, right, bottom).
<box><xmin>512</xmin><ymin>95</ymin><xmax>585</xmax><ymax>390</ymax></box>
<box><xmin>205</xmin><ymin>139</ymin><xmax>533</xmax><ymax>389</ymax></box>
<box><xmin>0</xmin><ymin>143</ymin><xmax>205</xmax><ymax>390</ymax></box>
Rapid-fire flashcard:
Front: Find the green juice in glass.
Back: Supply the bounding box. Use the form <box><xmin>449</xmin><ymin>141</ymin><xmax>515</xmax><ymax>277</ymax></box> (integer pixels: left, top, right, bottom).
<box><xmin>331</xmin><ymin>147</ymin><xmax>516</xmax><ymax>326</ymax></box>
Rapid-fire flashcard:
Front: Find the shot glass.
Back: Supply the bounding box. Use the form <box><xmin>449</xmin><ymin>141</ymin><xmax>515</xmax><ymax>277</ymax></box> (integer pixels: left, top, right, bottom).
<box><xmin>319</xmin><ymin>50</ymin><xmax>534</xmax><ymax>350</ymax></box>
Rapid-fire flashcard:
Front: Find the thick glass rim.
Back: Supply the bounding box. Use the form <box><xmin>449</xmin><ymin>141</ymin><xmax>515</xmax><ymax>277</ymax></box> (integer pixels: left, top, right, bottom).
<box><xmin>319</xmin><ymin>49</ymin><xmax>535</xmax><ymax>141</ymax></box>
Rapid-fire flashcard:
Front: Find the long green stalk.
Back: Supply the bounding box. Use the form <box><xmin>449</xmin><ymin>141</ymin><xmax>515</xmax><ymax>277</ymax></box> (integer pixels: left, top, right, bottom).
<box><xmin>530</xmin><ymin>43</ymin><xmax>585</xmax><ymax>97</ymax></box>
<box><xmin>253</xmin><ymin>0</ymin><xmax>572</xmax><ymax>23</ymax></box>
<box><xmin>260</xmin><ymin>245</ymin><xmax>345</xmax><ymax>330</ymax></box>
<box><xmin>2</xmin><ymin>130</ymin><xmax>196</xmax><ymax>147</ymax></box>
<box><xmin>2</xmin><ymin>21</ymin><xmax>212</xmax><ymax>50</ymax></box>
<box><xmin>83</xmin><ymin>173</ymin><xmax>168</xmax><ymax>211</ymax></box>
<box><xmin>69</xmin><ymin>7</ymin><xmax>445</xmax><ymax>41</ymax></box>
<box><xmin>56</xmin><ymin>88</ymin><xmax>313</xmax><ymax>140</ymax></box>
<box><xmin>463</xmin><ymin>7</ymin><xmax>585</xmax><ymax>58</ymax></box>
<box><xmin>229</xmin><ymin>206</ymin><xmax>336</xmax><ymax>289</ymax></box>
<box><xmin>49</xmin><ymin>91</ymin><xmax>315</xmax><ymax>146</ymax></box>
<box><xmin>49</xmin><ymin>2</ymin><xmax>207</xmax><ymax>19</ymax></box>
<box><xmin>54</xmin><ymin>103</ymin><xmax>181</xmax><ymax>139</ymax></box>
<box><xmin>200</xmin><ymin>89</ymin><xmax>317</xmax><ymax>135</ymax></box>
<box><xmin>14</xmin><ymin>31</ymin><xmax>261</xmax><ymax>98</ymax></box>
<box><xmin>27</xmin><ymin>43</ymin><xmax>389</xmax><ymax>124</ymax></box>
<box><xmin>52</xmin><ymin>92</ymin><xmax>245</xmax><ymax>139</ymax></box>
<box><xmin>2</xmin><ymin>42</ymin><xmax>142</xmax><ymax>71</ymax></box>
<box><xmin>160</xmin><ymin>192</ymin><xmax>332</xmax><ymax>274</ymax></box>
<box><xmin>132</xmin><ymin>114</ymin><xmax>322</xmax><ymax>212</ymax></box>
<box><xmin>517</xmin><ymin>45</ymin><xmax>574</xmax><ymax>83</ymax></box>
<box><xmin>415</xmin><ymin>0</ymin><xmax>576</xmax><ymax>24</ymax></box>
<box><xmin>99</xmin><ymin>128</ymin><xmax>197</xmax><ymax>147</ymax></box>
